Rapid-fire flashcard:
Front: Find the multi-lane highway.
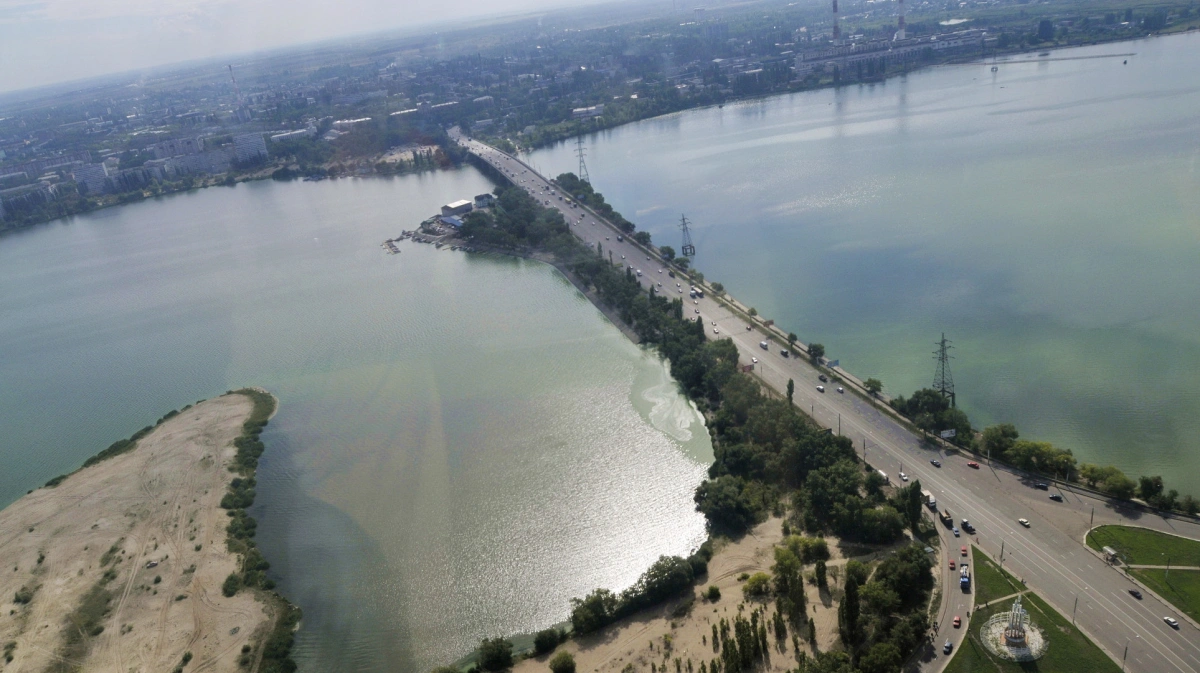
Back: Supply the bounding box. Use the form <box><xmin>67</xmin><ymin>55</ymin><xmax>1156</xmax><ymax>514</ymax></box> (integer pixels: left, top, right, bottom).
<box><xmin>452</xmin><ymin>129</ymin><xmax>1200</xmax><ymax>673</ymax></box>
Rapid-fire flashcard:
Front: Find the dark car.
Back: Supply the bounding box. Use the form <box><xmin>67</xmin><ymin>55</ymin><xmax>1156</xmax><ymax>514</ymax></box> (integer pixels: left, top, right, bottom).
<box><xmin>818</xmin><ymin>374</ymin><xmax>828</xmax><ymax>382</ymax></box>
<box><xmin>780</xmin><ymin>350</ymin><xmax>790</xmax><ymax>358</ymax></box>
<box><xmin>943</xmin><ymin>641</ymin><xmax>953</xmax><ymax>654</ymax></box>
<box><xmin>1129</xmin><ymin>589</ymin><xmax>1143</xmax><ymax>599</ymax></box>
<box><xmin>1034</xmin><ymin>482</ymin><xmax>1049</xmax><ymax>490</ymax></box>
<box><xmin>931</xmin><ymin>459</ymin><xmax>942</xmax><ymax>467</ymax></box>
<box><xmin>1049</xmin><ymin>493</ymin><xmax>1064</xmax><ymax>502</ymax></box>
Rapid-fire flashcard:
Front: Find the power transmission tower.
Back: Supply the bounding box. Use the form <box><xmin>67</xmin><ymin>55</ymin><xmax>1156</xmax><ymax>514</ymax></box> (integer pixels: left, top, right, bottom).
<box><xmin>933</xmin><ymin>333</ymin><xmax>956</xmax><ymax>407</ymax></box>
<box><xmin>679</xmin><ymin>214</ymin><xmax>696</xmax><ymax>258</ymax></box>
<box><xmin>575</xmin><ymin>136</ymin><xmax>590</xmax><ymax>184</ymax></box>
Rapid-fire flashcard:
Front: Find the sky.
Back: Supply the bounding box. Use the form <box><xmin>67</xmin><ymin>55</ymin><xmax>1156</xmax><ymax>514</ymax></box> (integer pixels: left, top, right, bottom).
<box><xmin>0</xmin><ymin>0</ymin><xmax>609</xmax><ymax>93</ymax></box>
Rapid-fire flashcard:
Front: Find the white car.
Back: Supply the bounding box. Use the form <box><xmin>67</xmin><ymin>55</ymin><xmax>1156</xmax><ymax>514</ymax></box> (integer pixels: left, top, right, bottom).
<box><xmin>899</xmin><ymin>472</ymin><xmax>909</xmax><ymax>482</ymax></box>
<box><xmin>751</xmin><ymin>357</ymin><xmax>758</xmax><ymax>364</ymax></box>
<box><xmin>1018</xmin><ymin>518</ymin><xmax>1030</xmax><ymax>528</ymax></box>
<box><xmin>1165</xmin><ymin>617</ymin><xmax>1180</xmax><ymax>628</ymax></box>
<box><xmin>695</xmin><ymin>309</ymin><xmax>700</xmax><ymax>314</ymax></box>
<box><xmin>713</xmin><ymin>328</ymin><xmax>719</xmax><ymax>334</ymax></box>
<box><xmin>816</xmin><ymin>385</ymin><xmax>825</xmax><ymax>393</ymax></box>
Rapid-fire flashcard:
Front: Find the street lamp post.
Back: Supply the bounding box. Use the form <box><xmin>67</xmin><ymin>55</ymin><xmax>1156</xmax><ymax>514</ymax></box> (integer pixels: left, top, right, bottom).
<box><xmin>1072</xmin><ymin>595</ymin><xmax>1078</xmax><ymax>624</ymax></box>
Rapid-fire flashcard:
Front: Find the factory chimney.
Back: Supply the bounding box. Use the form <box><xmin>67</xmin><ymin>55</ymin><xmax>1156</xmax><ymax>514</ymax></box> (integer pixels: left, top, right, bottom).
<box><xmin>832</xmin><ymin>0</ymin><xmax>841</xmax><ymax>44</ymax></box>
<box><xmin>895</xmin><ymin>0</ymin><xmax>907</xmax><ymax>40</ymax></box>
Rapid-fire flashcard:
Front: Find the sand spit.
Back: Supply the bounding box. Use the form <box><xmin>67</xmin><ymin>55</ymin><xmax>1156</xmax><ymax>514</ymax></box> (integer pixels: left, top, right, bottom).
<box><xmin>0</xmin><ymin>393</ymin><xmax>274</xmax><ymax>673</ymax></box>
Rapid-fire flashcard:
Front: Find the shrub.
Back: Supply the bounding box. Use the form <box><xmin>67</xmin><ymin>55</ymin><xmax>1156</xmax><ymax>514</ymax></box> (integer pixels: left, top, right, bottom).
<box><xmin>706</xmin><ymin>585</ymin><xmax>721</xmax><ymax>601</ymax></box>
<box><xmin>548</xmin><ymin>651</ymin><xmax>576</xmax><ymax>673</ymax></box>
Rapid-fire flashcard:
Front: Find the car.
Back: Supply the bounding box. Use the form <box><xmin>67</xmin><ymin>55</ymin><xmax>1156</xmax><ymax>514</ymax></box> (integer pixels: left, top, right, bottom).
<box><xmin>695</xmin><ymin>309</ymin><xmax>700</xmax><ymax>314</ymax></box>
<box><xmin>605</xmin><ymin>236</ymin><xmax>610</xmax><ymax>240</ymax></box>
<box><xmin>837</xmin><ymin>387</ymin><xmax>844</xmax><ymax>394</ymax></box>
<box><xmin>1165</xmin><ymin>617</ymin><xmax>1179</xmax><ymax>629</ymax></box>
<box><xmin>780</xmin><ymin>350</ymin><xmax>790</xmax><ymax>358</ymax></box>
<box><xmin>646</xmin><ymin>256</ymin><xmax>651</xmax><ymax>260</ymax></box>
<box><xmin>961</xmin><ymin>546</ymin><xmax>968</xmax><ymax>556</ymax></box>
<box><xmin>1129</xmin><ymin>589</ymin><xmax>1143</xmax><ymax>599</ymax></box>
<box><xmin>620</xmin><ymin>255</ymin><xmax>625</xmax><ymax>259</ymax></box>
<box><xmin>760</xmin><ymin>341</ymin><xmax>769</xmax><ymax>350</ymax></box>
<box><xmin>949</xmin><ymin>559</ymin><xmax>956</xmax><ymax>570</ymax></box>
<box><xmin>968</xmin><ymin>462</ymin><xmax>980</xmax><ymax>469</ymax></box>
<box><xmin>899</xmin><ymin>472</ymin><xmax>909</xmax><ymax>481</ymax></box>
<box><xmin>746</xmin><ymin>325</ymin><xmax>752</xmax><ymax>331</ymax></box>
<box><xmin>669</xmin><ymin>271</ymin><xmax>676</xmax><ymax>278</ymax></box>
<box><xmin>943</xmin><ymin>641</ymin><xmax>953</xmax><ymax>654</ymax></box>
<box><xmin>658</xmin><ymin>269</ymin><xmax>663</xmax><ymax>273</ymax></box>
<box><xmin>818</xmin><ymin>374</ymin><xmax>828</xmax><ymax>382</ymax></box>
<box><xmin>952</xmin><ymin>527</ymin><xmax>960</xmax><ymax>537</ymax></box>
<box><xmin>1018</xmin><ymin>518</ymin><xmax>1030</xmax><ymax>528</ymax></box>
<box><xmin>694</xmin><ymin>300</ymin><xmax>698</xmax><ymax>304</ymax></box>
<box><xmin>1049</xmin><ymin>494</ymin><xmax>1064</xmax><ymax>502</ymax></box>
<box><xmin>953</xmin><ymin>616</ymin><xmax>961</xmax><ymax>628</ymax></box>
<box><xmin>714</xmin><ymin>328</ymin><xmax>720</xmax><ymax>334</ymax></box>
<box><xmin>751</xmin><ymin>357</ymin><xmax>758</xmax><ymax>364</ymax></box>
<box><xmin>1034</xmin><ymin>482</ymin><xmax>1049</xmax><ymax>490</ymax></box>
<box><xmin>817</xmin><ymin>385</ymin><xmax>825</xmax><ymax>393</ymax></box>
<box><xmin>931</xmin><ymin>459</ymin><xmax>942</xmax><ymax>467</ymax></box>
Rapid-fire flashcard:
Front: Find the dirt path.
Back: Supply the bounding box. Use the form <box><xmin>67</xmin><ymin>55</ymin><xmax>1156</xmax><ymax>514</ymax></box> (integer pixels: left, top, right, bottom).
<box><xmin>0</xmin><ymin>393</ymin><xmax>273</xmax><ymax>673</ymax></box>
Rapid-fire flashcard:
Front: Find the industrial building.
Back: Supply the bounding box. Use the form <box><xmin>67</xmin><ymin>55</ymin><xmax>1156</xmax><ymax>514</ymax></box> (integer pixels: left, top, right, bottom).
<box><xmin>441</xmin><ymin>200</ymin><xmax>473</xmax><ymax>216</ymax></box>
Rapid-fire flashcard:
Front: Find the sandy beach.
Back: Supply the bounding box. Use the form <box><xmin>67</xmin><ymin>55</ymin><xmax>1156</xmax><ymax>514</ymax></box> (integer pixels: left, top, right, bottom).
<box><xmin>0</xmin><ymin>393</ymin><xmax>277</xmax><ymax>672</ymax></box>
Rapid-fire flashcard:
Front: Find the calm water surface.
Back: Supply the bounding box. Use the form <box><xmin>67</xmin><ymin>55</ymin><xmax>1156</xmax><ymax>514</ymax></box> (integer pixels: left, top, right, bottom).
<box><xmin>0</xmin><ymin>172</ymin><xmax>711</xmax><ymax>671</ymax></box>
<box><xmin>530</xmin><ymin>33</ymin><xmax>1200</xmax><ymax>494</ymax></box>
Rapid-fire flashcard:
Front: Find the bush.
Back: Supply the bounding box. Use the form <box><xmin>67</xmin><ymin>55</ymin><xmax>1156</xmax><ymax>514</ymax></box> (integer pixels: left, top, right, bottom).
<box><xmin>222</xmin><ymin>573</ymin><xmax>241</xmax><ymax>597</ymax></box>
<box><xmin>533</xmin><ymin>628</ymin><xmax>561</xmax><ymax>655</ymax></box>
<box><xmin>742</xmin><ymin>572</ymin><xmax>772</xmax><ymax>598</ymax></box>
<box><xmin>706</xmin><ymin>585</ymin><xmax>721</xmax><ymax>601</ymax></box>
<box><xmin>548</xmin><ymin>651</ymin><xmax>576</xmax><ymax>673</ymax></box>
<box><xmin>478</xmin><ymin>637</ymin><xmax>513</xmax><ymax>671</ymax></box>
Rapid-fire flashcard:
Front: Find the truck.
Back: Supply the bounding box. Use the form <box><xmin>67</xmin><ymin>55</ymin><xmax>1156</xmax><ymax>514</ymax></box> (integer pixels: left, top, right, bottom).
<box><xmin>921</xmin><ymin>489</ymin><xmax>936</xmax><ymax>509</ymax></box>
<box><xmin>960</xmin><ymin>566</ymin><xmax>971</xmax><ymax>591</ymax></box>
<box><xmin>940</xmin><ymin>509</ymin><xmax>953</xmax><ymax>526</ymax></box>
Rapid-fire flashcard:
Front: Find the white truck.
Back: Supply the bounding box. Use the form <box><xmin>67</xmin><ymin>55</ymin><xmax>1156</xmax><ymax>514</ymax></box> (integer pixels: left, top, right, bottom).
<box><xmin>921</xmin><ymin>489</ymin><xmax>936</xmax><ymax>510</ymax></box>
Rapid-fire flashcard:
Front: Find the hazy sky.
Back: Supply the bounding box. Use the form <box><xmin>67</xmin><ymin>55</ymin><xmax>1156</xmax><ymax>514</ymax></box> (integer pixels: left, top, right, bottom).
<box><xmin>0</xmin><ymin>0</ymin><xmax>605</xmax><ymax>93</ymax></box>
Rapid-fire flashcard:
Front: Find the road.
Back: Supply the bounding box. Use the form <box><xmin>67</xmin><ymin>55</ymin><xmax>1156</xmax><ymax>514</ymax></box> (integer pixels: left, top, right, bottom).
<box><xmin>452</xmin><ymin>130</ymin><xmax>1200</xmax><ymax>673</ymax></box>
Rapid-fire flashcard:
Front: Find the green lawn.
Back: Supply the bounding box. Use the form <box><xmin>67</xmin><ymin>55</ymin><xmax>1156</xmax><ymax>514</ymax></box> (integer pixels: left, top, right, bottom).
<box><xmin>944</xmin><ymin>591</ymin><xmax>1120</xmax><ymax>673</ymax></box>
<box><xmin>1086</xmin><ymin>525</ymin><xmax>1200</xmax><ymax>567</ymax></box>
<box><xmin>1131</xmin><ymin>568</ymin><xmax>1200</xmax><ymax>624</ymax></box>
<box><xmin>970</xmin><ymin>546</ymin><xmax>1022</xmax><ymax>606</ymax></box>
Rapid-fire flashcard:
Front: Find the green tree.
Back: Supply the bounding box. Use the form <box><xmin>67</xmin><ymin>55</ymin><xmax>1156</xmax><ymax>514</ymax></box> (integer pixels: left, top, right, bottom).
<box><xmin>548</xmin><ymin>651</ymin><xmax>576</xmax><ymax>673</ymax></box>
<box><xmin>748</xmin><ymin>307</ymin><xmax>758</xmax><ymax>317</ymax></box>
<box><xmin>1138</xmin><ymin>475</ymin><xmax>1165</xmax><ymax>501</ymax></box>
<box><xmin>222</xmin><ymin>573</ymin><xmax>241</xmax><ymax>598</ymax></box>
<box><xmin>787</xmin><ymin>379</ymin><xmax>795</xmax><ymax>404</ymax></box>
<box><xmin>711</xmin><ymin>282</ymin><xmax>724</xmax><ymax>294</ymax></box>
<box><xmin>742</xmin><ymin>572</ymin><xmax>772</xmax><ymax>598</ymax></box>
<box><xmin>814</xmin><ymin>560</ymin><xmax>827</xmax><ymax>590</ymax></box>
<box><xmin>660</xmin><ymin>245</ymin><xmax>676</xmax><ymax>261</ymax></box>
<box><xmin>1105</xmin><ymin>473</ymin><xmax>1137</xmax><ymax>499</ymax></box>
<box><xmin>570</xmin><ymin>589</ymin><xmax>618</xmax><ymax>634</ymax></box>
<box><xmin>858</xmin><ymin>642</ymin><xmax>901</xmax><ymax>673</ymax></box>
<box><xmin>534</xmin><ymin>628</ymin><xmax>561</xmax><ymax>655</ymax></box>
<box><xmin>864</xmin><ymin>378</ymin><xmax>882</xmax><ymax>396</ymax></box>
<box><xmin>837</xmin><ymin>573</ymin><xmax>860</xmax><ymax>647</ymax></box>
<box><xmin>787</xmin><ymin>333</ymin><xmax>798</xmax><ymax>352</ymax></box>
<box><xmin>633</xmin><ymin>231</ymin><xmax>652</xmax><ymax>245</ymax></box>
<box><xmin>1038</xmin><ymin>19</ymin><xmax>1055</xmax><ymax>41</ymax></box>
<box><xmin>478</xmin><ymin>637</ymin><xmax>514</xmax><ymax>671</ymax></box>
<box><xmin>808</xmin><ymin>343</ymin><xmax>825</xmax><ymax>363</ymax></box>
<box><xmin>981</xmin><ymin>424</ymin><xmax>1019</xmax><ymax>460</ymax></box>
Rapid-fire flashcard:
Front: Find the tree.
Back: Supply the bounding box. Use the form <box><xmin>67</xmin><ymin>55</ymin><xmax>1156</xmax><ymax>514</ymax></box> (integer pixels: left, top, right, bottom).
<box><xmin>1138</xmin><ymin>475</ymin><xmax>1164</xmax><ymax>501</ymax></box>
<box><xmin>570</xmin><ymin>589</ymin><xmax>618</xmax><ymax>634</ymax></box>
<box><xmin>808</xmin><ymin>343</ymin><xmax>825</xmax><ymax>363</ymax></box>
<box><xmin>858</xmin><ymin>642</ymin><xmax>901</xmax><ymax>673</ymax></box>
<box><xmin>743</xmin><ymin>572</ymin><xmax>772</xmax><ymax>598</ymax></box>
<box><xmin>838</xmin><ymin>574</ymin><xmax>860</xmax><ymax>647</ymax></box>
<box><xmin>478</xmin><ymin>637</ymin><xmax>514</xmax><ymax>671</ymax></box>
<box><xmin>634</xmin><ymin>231</ymin><xmax>652</xmax><ymax>245</ymax></box>
<box><xmin>1105</xmin><ymin>473</ymin><xmax>1137</xmax><ymax>500</ymax></box>
<box><xmin>711</xmin><ymin>282</ymin><xmax>724</xmax><ymax>295</ymax></box>
<box><xmin>748</xmin><ymin>307</ymin><xmax>758</xmax><ymax>317</ymax></box>
<box><xmin>814</xmin><ymin>560</ymin><xmax>827</xmax><ymax>590</ymax></box>
<box><xmin>981</xmin><ymin>424</ymin><xmax>1019</xmax><ymax>460</ymax></box>
<box><xmin>222</xmin><ymin>573</ymin><xmax>241</xmax><ymax>597</ymax></box>
<box><xmin>864</xmin><ymin>378</ymin><xmax>882</xmax><ymax>396</ymax></box>
<box><xmin>534</xmin><ymin>628</ymin><xmax>561</xmax><ymax>655</ymax></box>
<box><xmin>548</xmin><ymin>651</ymin><xmax>576</xmax><ymax>673</ymax></box>
<box><xmin>694</xmin><ymin>476</ymin><xmax>764</xmax><ymax>534</ymax></box>
<box><xmin>787</xmin><ymin>379</ymin><xmax>795</xmax><ymax>404</ymax></box>
<box><xmin>660</xmin><ymin>245</ymin><xmax>676</xmax><ymax>261</ymax></box>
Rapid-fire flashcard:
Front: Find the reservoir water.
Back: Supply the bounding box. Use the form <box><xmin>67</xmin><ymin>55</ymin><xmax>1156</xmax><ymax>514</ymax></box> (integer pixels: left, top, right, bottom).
<box><xmin>0</xmin><ymin>172</ymin><xmax>712</xmax><ymax>671</ymax></box>
<box><xmin>530</xmin><ymin>33</ymin><xmax>1200</xmax><ymax>495</ymax></box>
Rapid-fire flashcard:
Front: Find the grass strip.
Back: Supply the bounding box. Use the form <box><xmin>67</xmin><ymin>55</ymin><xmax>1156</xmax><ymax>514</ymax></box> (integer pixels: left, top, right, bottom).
<box><xmin>969</xmin><ymin>546</ymin><xmax>1022</xmax><ymax>606</ymax></box>
<box><xmin>1130</xmin><ymin>568</ymin><xmax>1200</xmax><ymax>624</ymax></box>
<box><xmin>1086</xmin><ymin>525</ymin><xmax>1200</xmax><ymax>567</ymax></box>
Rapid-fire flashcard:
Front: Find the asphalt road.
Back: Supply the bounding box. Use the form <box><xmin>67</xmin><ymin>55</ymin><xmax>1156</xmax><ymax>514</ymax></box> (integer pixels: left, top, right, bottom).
<box><xmin>453</xmin><ymin>131</ymin><xmax>1200</xmax><ymax>673</ymax></box>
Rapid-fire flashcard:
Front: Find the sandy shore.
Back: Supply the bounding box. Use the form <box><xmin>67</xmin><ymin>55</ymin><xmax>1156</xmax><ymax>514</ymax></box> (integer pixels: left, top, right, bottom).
<box><xmin>513</xmin><ymin>518</ymin><xmax>880</xmax><ymax>673</ymax></box>
<box><xmin>0</xmin><ymin>393</ymin><xmax>276</xmax><ymax>672</ymax></box>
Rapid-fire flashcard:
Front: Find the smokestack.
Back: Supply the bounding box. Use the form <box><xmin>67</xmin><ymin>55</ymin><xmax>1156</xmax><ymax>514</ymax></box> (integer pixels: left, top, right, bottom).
<box><xmin>895</xmin><ymin>0</ymin><xmax>907</xmax><ymax>40</ymax></box>
<box><xmin>832</xmin><ymin>0</ymin><xmax>841</xmax><ymax>44</ymax></box>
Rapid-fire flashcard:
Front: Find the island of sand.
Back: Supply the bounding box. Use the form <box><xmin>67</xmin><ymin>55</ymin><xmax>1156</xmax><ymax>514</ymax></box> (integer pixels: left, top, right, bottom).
<box><xmin>0</xmin><ymin>391</ymin><xmax>291</xmax><ymax>673</ymax></box>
